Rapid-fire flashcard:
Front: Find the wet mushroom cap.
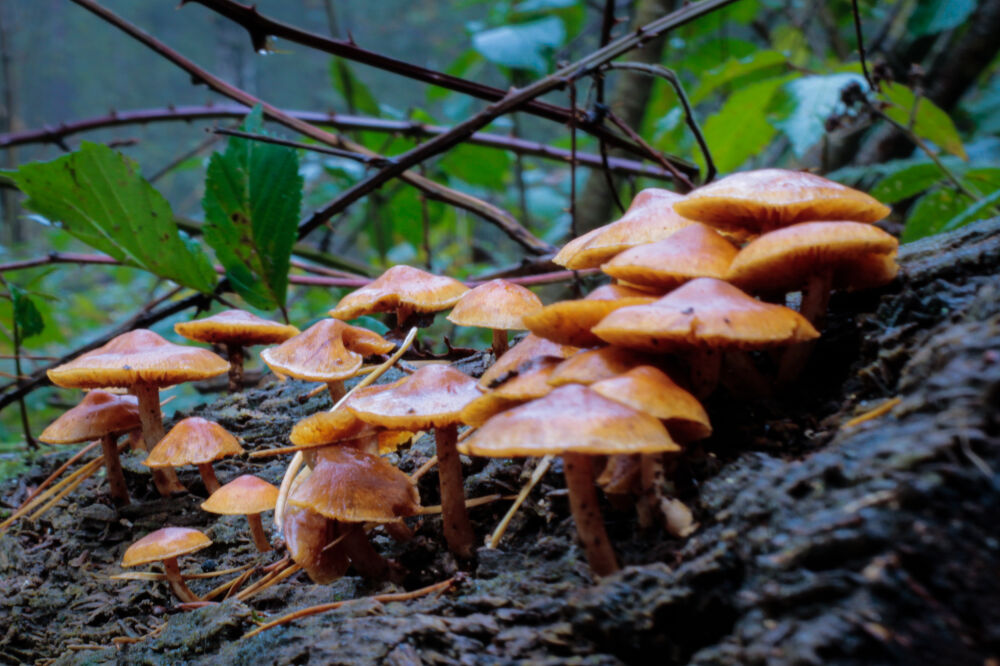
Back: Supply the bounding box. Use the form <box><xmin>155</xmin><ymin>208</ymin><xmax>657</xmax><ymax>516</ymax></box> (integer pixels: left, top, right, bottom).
<box><xmin>726</xmin><ymin>221</ymin><xmax>900</xmax><ymax>293</ymax></box>
<box><xmin>523</xmin><ymin>284</ymin><xmax>657</xmax><ymax>348</ymax></box>
<box><xmin>121</xmin><ymin>527</ymin><xmax>212</xmax><ymax>567</ymax></box>
<box><xmin>347</xmin><ymin>364</ymin><xmax>481</xmax><ymax>430</ymax></box>
<box><xmin>47</xmin><ymin>329</ymin><xmax>229</xmax><ymax>389</ymax></box>
<box><xmin>329</xmin><ymin>265</ymin><xmax>470</xmax><ymax>321</ymax></box>
<box><xmin>601</xmin><ymin>223</ymin><xmax>738</xmax><ymax>291</ymax></box>
<box><xmin>289</xmin><ymin>447</ymin><xmax>420</xmax><ymax>523</ymax></box>
<box><xmin>478</xmin><ymin>334</ymin><xmax>578</xmax><ymax>389</ymax></box>
<box><xmin>459</xmin><ymin>384</ymin><xmax>680</xmax><ymax>457</ymax></box>
<box><xmin>547</xmin><ymin>347</ymin><xmax>653</xmax><ymax>387</ymax></box>
<box><xmin>144</xmin><ymin>417</ymin><xmax>244</xmax><ymax>468</ymax></box>
<box><xmin>673</xmin><ymin>168</ymin><xmax>891</xmax><ymax>234</ymax></box>
<box><xmin>589</xmin><ymin>366</ymin><xmax>712</xmax><ymax>441</ymax></box>
<box><xmin>39</xmin><ymin>390</ymin><xmax>141</xmax><ymax>444</ymax></box>
<box><xmin>592</xmin><ymin>277</ymin><xmax>820</xmax><ymax>352</ymax></box>
<box><xmin>260</xmin><ymin>319</ymin><xmax>394</xmax><ymax>383</ymax></box>
<box><xmin>460</xmin><ymin>357</ymin><xmax>560</xmax><ymax>427</ymax></box>
<box><xmin>283</xmin><ymin>505</ymin><xmax>350</xmax><ymax>584</ymax></box>
<box><xmin>201</xmin><ymin>475</ymin><xmax>279</xmax><ymax>515</ymax></box>
<box><xmin>174</xmin><ymin>309</ymin><xmax>300</xmax><ymax>346</ymax></box>
<box><xmin>290</xmin><ymin>409</ymin><xmax>412</xmax><ymax>455</ymax></box>
<box><xmin>447</xmin><ymin>279</ymin><xmax>543</xmax><ymax>331</ymax></box>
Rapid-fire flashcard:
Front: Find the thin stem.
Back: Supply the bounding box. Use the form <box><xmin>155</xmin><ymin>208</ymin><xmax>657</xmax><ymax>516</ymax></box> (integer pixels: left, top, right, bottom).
<box><xmin>850</xmin><ymin>0</ymin><xmax>875</xmax><ymax>92</ymax></box>
<box><xmin>491</xmin><ymin>329</ymin><xmax>509</xmax><ymax>359</ymax></box>
<box><xmin>246</xmin><ymin>513</ymin><xmax>271</xmax><ymax>552</ymax></box>
<box><xmin>606</xmin><ymin>110</ymin><xmax>694</xmax><ymax>191</ymax></box>
<box><xmin>568</xmin><ymin>80</ymin><xmax>578</xmax><ymax>239</ymax></box>
<box><xmin>11</xmin><ymin>317</ymin><xmax>36</xmax><ymax>450</ymax></box>
<box><xmin>210</xmin><ymin>127</ymin><xmax>391</xmax><ymax>166</ymax></box>
<box><xmin>226</xmin><ymin>343</ymin><xmax>244</xmax><ymax>393</ymax></box>
<box><xmin>197</xmin><ymin>463</ymin><xmax>222</xmax><ymax>495</ymax></box>
<box><xmin>162</xmin><ymin>557</ymin><xmax>200</xmax><ymax>603</ymax></box>
<box><xmin>132</xmin><ymin>382</ymin><xmax>186</xmax><ymax>496</ymax></box>
<box><xmin>100</xmin><ymin>433</ymin><xmax>130</xmax><ymax>505</ymax></box>
<box><xmin>563</xmin><ymin>452</ymin><xmax>619</xmax><ymax>576</ymax></box>
<box><xmin>435</xmin><ymin>423</ymin><xmax>475</xmax><ymax>559</ymax></box>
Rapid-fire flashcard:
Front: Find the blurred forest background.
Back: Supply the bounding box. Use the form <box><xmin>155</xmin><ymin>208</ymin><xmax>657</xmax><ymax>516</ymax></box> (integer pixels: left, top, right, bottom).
<box><xmin>0</xmin><ymin>0</ymin><xmax>997</xmax><ymax>467</ymax></box>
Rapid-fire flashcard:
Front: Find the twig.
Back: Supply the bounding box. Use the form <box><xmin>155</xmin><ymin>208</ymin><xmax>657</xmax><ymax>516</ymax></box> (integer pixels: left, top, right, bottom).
<box><xmin>417</xmin><ymin>493</ymin><xmax>508</xmax><ymax>515</ymax></box>
<box><xmin>568</xmin><ymin>80</ymin><xmax>579</xmax><ymax>239</ymax></box>
<box><xmin>605</xmin><ymin>110</ymin><xmax>694</xmax><ymax>191</ymax></box>
<box><xmin>842</xmin><ymin>396</ymin><xmax>900</xmax><ymax>428</ymax></box>
<box><xmin>243</xmin><ymin>576</ymin><xmax>458</xmax><ymax>638</ymax></box>
<box><xmin>236</xmin><ymin>562</ymin><xmax>302</xmax><ymax>601</ymax></box>
<box><xmin>487</xmin><ymin>455</ymin><xmax>554</xmax><ymax>548</ymax></box>
<box><xmin>604</xmin><ymin>61</ymin><xmax>715</xmax><ymax>182</ymax></box>
<box><xmin>409</xmin><ymin>455</ymin><xmax>438</xmax><ymax>482</ymax></box>
<box><xmin>850</xmin><ymin>0</ymin><xmax>875</xmax><ymax>92</ymax></box>
<box><xmin>16</xmin><ymin>440</ymin><xmax>101</xmax><ymax>508</ymax></box>
<box><xmin>210</xmin><ymin>127</ymin><xmax>392</xmax><ymax>166</ymax></box>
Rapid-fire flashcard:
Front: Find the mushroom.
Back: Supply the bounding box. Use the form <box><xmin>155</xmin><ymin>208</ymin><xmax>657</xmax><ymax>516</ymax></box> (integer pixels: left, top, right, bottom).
<box><xmin>38</xmin><ymin>390</ymin><xmax>141</xmax><ymax>505</ymax></box>
<box><xmin>144</xmin><ymin>417</ymin><xmax>245</xmax><ymax>494</ymax></box>
<box><xmin>347</xmin><ymin>364</ymin><xmax>481</xmax><ymax>558</ymax></box>
<box><xmin>290</xmin><ymin>408</ymin><xmax>413</xmax><ymax>463</ymax></box>
<box><xmin>460</xmin><ymin>384</ymin><xmax>680</xmax><ymax>576</ymax></box>
<box><xmin>478</xmin><ymin>333</ymin><xmax>578</xmax><ymax>389</ymax></box>
<box><xmin>523</xmin><ymin>284</ymin><xmax>656</xmax><ymax>348</ymax></box>
<box><xmin>260</xmin><ymin>319</ymin><xmax>394</xmax><ymax>402</ymax></box>
<box><xmin>447</xmin><ymin>279</ymin><xmax>543</xmax><ymax>357</ymax></box>
<box><xmin>201</xmin><ymin>475</ymin><xmax>279</xmax><ymax>552</ymax></box>
<box><xmin>120</xmin><ymin>527</ymin><xmax>212</xmax><ymax>602</ymax></box>
<box><xmin>460</xmin><ymin>357</ymin><xmax>560</xmax><ymax>427</ymax></box>
<box><xmin>329</xmin><ymin>265</ymin><xmax>469</xmax><ymax>337</ymax></box>
<box><xmin>174</xmin><ymin>309</ymin><xmax>299</xmax><ymax>392</ymax></box>
<box><xmin>547</xmin><ymin>346</ymin><xmax>653</xmax><ymax>388</ymax></box>
<box><xmin>673</xmin><ymin>168</ymin><xmax>891</xmax><ymax>235</ymax></box>
<box><xmin>47</xmin><ymin>330</ymin><xmax>229</xmax><ymax>496</ymax></box>
<box><xmin>283</xmin><ymin>503</ymin><xmax>350</xmax><ymax>584</ymax></box>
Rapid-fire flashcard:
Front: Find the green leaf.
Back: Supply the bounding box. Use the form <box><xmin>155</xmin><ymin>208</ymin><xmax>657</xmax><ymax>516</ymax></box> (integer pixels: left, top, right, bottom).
<box><xmin>901</xmin><ymin>188</ymin><xmax>974</xmax><ymax>242</ymax></box>
<box><xmin>775</xmin><ymin>73</ymin><xmax>867</xmax><ymax>157</ymax></box>
<box><xmin>700</xmin><ymin>74</ymin><xmax>795</xmax><ymax>173</ymax></box>
<box><xmin>908</xmin><ymin>0</ymin><xmax>976</xmax><ymax>36</ymax></box>
<box><xmin>11</xmin><ymin>142</ymin><xmax>216</xmax><ymax>293</ymax></box>
<box><xmin>472</xmin><ymin>16</ymin><xmax>565</xmax><ymax>74</ymax></box>
<box><xmin>964</xmin><ymin>167</ymin><xmax>1000</xmax><ymax>196</ymax></box>
<box><xmin>870</xmin><ymin>163</ymin><xmax>947</xmax><ymax>204</ymax></box>
<box><xmin>941</xmin><ymin>188</ymin><xmax>1000</xmax><ymax>234</ymax></box>
<box><xmin>329</xmin><ymin>60</ymin><xmax>380</xmax><ymax>116</ymax></box>
<box><xmin>441</xmin><ymin>143</ymin><xmax>511</xmax><ymax>189</ymax></box>
<box><xmin>881</xmin><ymin>82</ymin><xmax>967</xmax><ymax>160</ymax></box>
<box><xmin>9</xmin><ymin>285</ymin><xmax>44</xmax><ymax>339</ymax></box>
<box><xmin>690</xmin><ymin>50</ymin><xmax>787</xmax><ymax>105</ymax></box>
<box><xmin>202</xmin><ymin>107</ymin><xmax>303</xmax><ymax>310</ymax></box>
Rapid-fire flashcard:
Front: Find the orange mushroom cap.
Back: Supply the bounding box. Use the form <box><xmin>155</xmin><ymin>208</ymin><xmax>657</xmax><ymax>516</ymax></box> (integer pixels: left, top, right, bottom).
<box><xmin>459</xmin><ymin>384</ymin><xmax>680</xmax><ymax>457</ymax></box>
<box><xmin>589</xmin><ymin>366</ymin><xmax>711</xmax><ymax>441</ymax></box>
<box><xmin>290</xmin><ymin>409</ymin><xmax>412</xmax><ymax>455</ymax></box>
<box><xmin>289</xmin><ymin>447</ymin><xmax>420</xmax><ymax>523</ymax></box>
<box><xmin>329</xmin><ymin>265</ymin><xmax>469</xmax><ymax>321</ymax></box>
<box><xmin>260</xmin><ymin>319</ymin><xmax>394</xmax><ymax>383</ymax></box>
<box><xmin>174</xmin><ymin>309</ymin><xmax>300</xmax><ymax>347</ymax></box>
<box><xmin>121</xmin><ymin>527</ymin><xmax>212</xmax><ymax>567</ymax></box>
<box><xmin>547</xmin><ymin>347</ymin><xmax>653</xmax><ymax>387</ymax></box>
<box><xmin>47</xmin><ymin>329</ymin><xmax>229</xmax><ymax>390</ymax></box>
<box><xmin>673</xmin><ymin>168</ymin><xmax>891</xmax><ymax>234</ymax></box>
<box><xmin>522</xmin><ymin>284</ymin><xmax>657</xmax><ymax>348</ymax></box>
<box><xmin>596</xmin><ymin>454</ymin><xmax>641</xmax><ymax>495</ymax></box>
<box><xmin>460</xmin><ymin>357</ymin><xmax>559</xmax><ymax>426</ymax></box>
<box><xmin>144</xmin><ymin>417</ymin><xmax>244</xmax><ymax>468</ymax></box>
<box><xmin>201</xmin><ymin>475</ymin><xmax>279</xmax><ymax>515</ymax></box>
<box><xmin>39</xmin><ymin>391</ymin><xmax>141</xmax><ymax>444</ymax></box>
<box><xmin>347</xmin><ymin>364</ymin><xmax>480</xmax><ymax>430</ymax></box>
<box><xmin>726</xmin><ymin>221</ymin><xmax>900</xmax><ymax>293</ymax></box>
<box><xmin>601</xmin><ymin>223</ymin><xmax>738</xmax><ymax>291</ymax></box>
<box><xmin>478</xmin><ymin>334</ymin><xmax>578</xmax><ymax>389</ymax></box>
<box><xmin>447</xmin><ymin>279</ymin><xmax>543</xmax><ymax>331</ymax></box>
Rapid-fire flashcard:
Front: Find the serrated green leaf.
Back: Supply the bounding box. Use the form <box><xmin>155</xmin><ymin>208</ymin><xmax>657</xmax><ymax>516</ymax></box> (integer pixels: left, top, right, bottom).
<box><xmin>9</xmin><ymin>285</ymin><xmax>44</xmax><ymax>339</ymax></box>
<box><xmin>901</xmin><ymin>187</ymin><xmax>974</xmax><ymax>242</ymax></box>
<box><xmin>690</xmin><ymin>50</ymin><xmax>787</xmax><ymax>105</ymax></box>
<box><xmin>775</xmin><ymin>73</ymin><xmax>867</xmax><ymax>157</ymax></box>
<box><xmin>870</xmin><ymin>163</ymin><xmax>946</xmax><ymax>204</ymax></box>
<box><xmin>881</xmin><ymin>82</ymin><xmax>967</xmax><ymax>160</ymax></box>
<box><xmin>908</xmin><ymin>0</ymin><xmax>976</xmax><ymax>36</ymax></box>
<box><xmin>11</xmin><ymin>142</ymin><xmax>217</xmax><ymax>293</ymax></box>
<box><xmin>329</xmin><ymin>60</ymin><xmax>380</xmax><ymax>116</ymax></box>
<box><xmin>472</xmin><ymin>16</ymin><xmax>565</xmax><ymax>74</ymax></box>
<box><xmin>202</xmin><ymin>106</ymin><xmax>303</xmax><ymax>310</ymax></box>
<box><xmin>441</xmin><ymin>143</ymin><xmax>511</xmax><ymax>189</ymax></box>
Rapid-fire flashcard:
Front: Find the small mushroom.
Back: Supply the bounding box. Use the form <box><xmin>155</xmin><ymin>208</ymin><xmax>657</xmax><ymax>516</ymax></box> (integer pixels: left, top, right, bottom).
<box><xmin>460</xmin><ymin>357</ymin><xmax>560</xmax><ymax>427</ymax></box>
<box><xmin>121</xmin><ymin>527</ymin><xmax>212</xmax><ymax>602</ymax></box>
<box><xmin>523</xmin><ymin>284</ymin><xmax>656</xmax><ymax>348</ymax></box>
<box><xmin>478</xmin><ymin>333</ymin><xmax>578</xmax><ymax>389</ymax></box>
<box><xmin>547</xmin><ymin>347</ymin><xmax>653</xmax><ymax>388</ymax></box>
<box><xmin>144</xmin><ymin>417</ymin><xmax>244</xmax><ymax>494</ymax></box>
<box><xmin>202</xmin><ymin>475</ymin><xmax>279</xmax><ymax>552</ymax></box>
<box><xmin>447</xmin><ymin>279</ymin><xmax>543</xmax><ymax>357</ymax></box>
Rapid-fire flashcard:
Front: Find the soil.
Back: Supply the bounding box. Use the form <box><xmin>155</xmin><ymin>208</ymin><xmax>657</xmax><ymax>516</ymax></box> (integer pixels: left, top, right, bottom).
<box><xmin>1</xmin><ymin>218</ymin><xmax>998</xmax><ymax>665</ymax></box>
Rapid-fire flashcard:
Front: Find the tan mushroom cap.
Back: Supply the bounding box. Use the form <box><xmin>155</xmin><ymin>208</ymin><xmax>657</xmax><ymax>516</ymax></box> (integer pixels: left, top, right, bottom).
<box><xmin>260</xmin><ymin>319</ymin><xmax>394</xmax><ymax>383</ymax></box>
<box><xmin>547</xmin><ymin>347</ymin><xmax>652</xmax><ymax>387</ymax></box>
<box><xmin>447</xmin><ymin>279</ymin><xmax>543</xmax><ymax>331</ymax></box>
<box><xmin>347</xmin><ymin>364</ymin><xmax>480</xmax><ymax>430</ymax></box>
<box><xmin>554</xmin><ymin>189</ymin><xmax>694</xmax><ymax>270</ymax></box>
<box><xmin>144</xmin><ymin>417</ymin><xmax>244</xmax><ymax>468</ymax></box>
<box><xmin>589</xmin><ymin>366</ymin><xmax>711</xmax><ymax>441</ymax></box>
<box><xmin>593</xmin><ymin>278</ymin><xmax>819</xmax><ymax>352</ymax></box>
<box><xmin>523</xmin><ymin>284</ymin><xmax>657</xmax><ymax>348</ymax></box>
<box><xmin>174</xmin><ymin>309</ymin><xmax>300</xmax><ymax>346</ymax></box>
<box><xmin>121</xmin><ymin>527</ymin><xmax>212</xmax><ymax>567</ymax></box>
<box><xmin>39</xmin><ymin>390</ymin><xmax>141</xmax><ymax>444</ymax></box>
<box><xmin>201</xmin><ymin>475</ymin><xmax>279</xmax><ymax>515</ymax></box>
<box><xmin>329</xmin><ymin>265</ymin><xmax>470</xmax><ymax>321</ymax></box>
<box><xmin>459</xmin><ymin>384</ymin><xmax>680</xmax><ymax>457</ymax></box>
<box><xmin>290</xmin><ymin>409</ymin><xmax>412</xmax><ymax>455</ymax></box>
<box><xmin>478</xmin><ymin>334</ymin><xmax>578</xmax><ymax>389</ymax></box>
<box><xmin>47</xmin><ymin>329</ymin><xmax>229</xmax><ymax>389</ymax></box>
<box><xmin>283</xmin><ymin>505</ymin><xmax>349</xmax><ymax>584</ymax></box>
<box><xmin>289</xmin><ymin>447</ymin><xmax>420</xmax><ymax>523</ymax></box>
<box><xmin>596</xmin><ymin>454</ymin><xmax>641</xmax><ymax>495</ymax></box>
<box><xmin>460</xmin><ymin>357</ymin><xmax>559</xmax><ymax>426</ymax></box>
<box><xmin>601</xmin><ymin>223</ymin><xmax>738</xmax><ymax>291</ymax></box>
<box><xmin>673</xmin><ymin>169</ymin><xmax>891</xmax><ymax>234</ymax></box>
<box><xmin>726</xmin><ymin>221</ymin><xmax>900</xmax><ymax>293</ymax></box>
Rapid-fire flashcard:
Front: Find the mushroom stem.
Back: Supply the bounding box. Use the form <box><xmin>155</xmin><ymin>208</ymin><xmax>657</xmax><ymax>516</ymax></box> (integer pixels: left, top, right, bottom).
<box><xmin>688</xmin><ymin>348</ymin><xmax>721</xmax><ymax>398</ymax></box>
<box><xmin>435</xmin><ymin>424</ymin><xmax>476</xmax><ymax>559</ymax></box>
<box><xmin>162</xmin><ymin>556</ymin><xmax>200</xmax><ymax>603</ymax></box>
<box><xmin>197</xmin><ymin>463</ymin><xmax>222</xmax><ymax>495</ymax></box>
<box><xmin>341</xmin><ymin>522</ymin><xmax>390</xmax><ymax>580</ymax></box>
<box><xmin>326</xmin><ymin>380</ymin><xmax>346</xmax><ymax>404</ymax></box>
<box><xmin>563</xmin><ymin>451</ymin><xmax>619</xmax><ymax>577</ymax></box>
<box><xmin>131</xmin><ymin>382</ymin><xmax>186</xmax><ymax>496</ymax></box>
<box><xmin>100</xmin><ymin>433</ymin><xmax>130</xmax><ymax>505</ymax></box>
<box><xmin>491</xmin><ymin>329</ymin><xmax>509</xmax><ymax>358</ymax></box>
<box><xmin>638</xmin><ymin>453</ymin><xmax>665</xmax><ymax>530</ymax></box>
<box><xmin>226</xmin><ymin>343</ymin><xmax>245</xmax><ymax>393</ymax></box>
<box><xmin>246</xmin><ymin>513</ymin><xmax>272</xmax><ymax>552</ymax></box>
<box><xmin>777</xmin><ymin>269</ymin><xmax>832</xmax><ymax>385</ymax></box>
<box><xmin>383</xmin><ymin>521</ymin><xmax>413</xmax><ymax>543</ymax></box>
